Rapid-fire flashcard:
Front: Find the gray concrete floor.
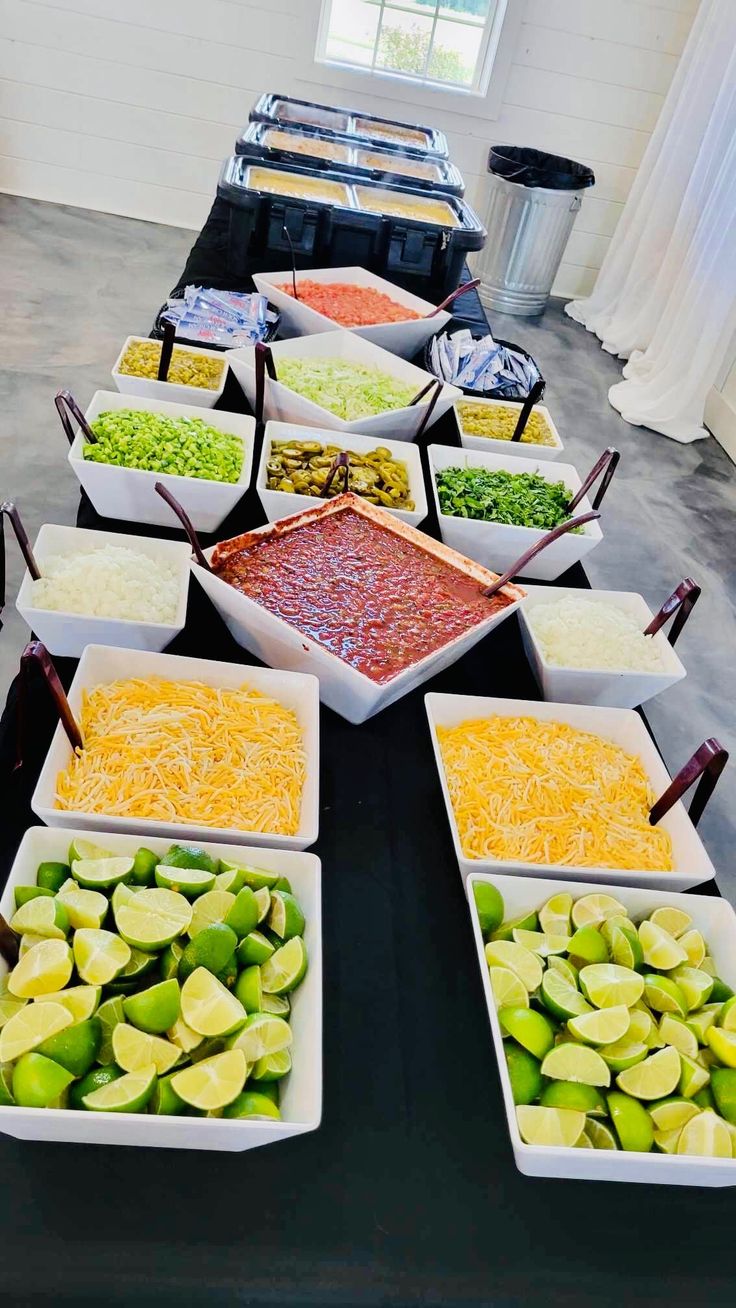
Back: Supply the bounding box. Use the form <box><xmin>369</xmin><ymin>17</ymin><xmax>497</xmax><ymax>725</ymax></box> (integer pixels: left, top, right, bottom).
<box><xmin>1</xmin><ymin>194</ymin><xmax>734</xmax><ymax>897</ymax></box>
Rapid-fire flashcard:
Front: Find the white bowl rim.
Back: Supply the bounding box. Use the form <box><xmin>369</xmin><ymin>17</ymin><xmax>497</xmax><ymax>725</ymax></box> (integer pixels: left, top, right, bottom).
<box><xmin>111</xmin><ymin>335</ymin><xmax>228</xmax><ymax>394</ymax></box>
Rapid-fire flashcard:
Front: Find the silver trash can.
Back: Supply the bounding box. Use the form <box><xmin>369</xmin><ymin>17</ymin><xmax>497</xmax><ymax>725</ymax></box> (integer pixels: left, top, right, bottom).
<box><xmin>475</xmin><ymin>147</ymin><xmax>595</xmax><ymax>317</ymax></box>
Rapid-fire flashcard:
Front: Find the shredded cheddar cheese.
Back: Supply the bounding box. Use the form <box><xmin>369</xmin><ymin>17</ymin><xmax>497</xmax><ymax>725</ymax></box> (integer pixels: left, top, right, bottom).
<box><xmin>55</xmin><ymin>678</ymin><xmax>306</xmax><ymax>836</ymax></box>
<box><xmin>436</xmin><ymin>716</ymin><xmax>673</xmax><ymax>871</ymax></box>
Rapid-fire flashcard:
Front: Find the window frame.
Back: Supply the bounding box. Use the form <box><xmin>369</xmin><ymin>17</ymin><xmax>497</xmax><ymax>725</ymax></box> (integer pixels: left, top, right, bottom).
<box><xmin>314</xmin><ymin>0</ymin><xmax>509</xmax><ymax>100</ymax></box>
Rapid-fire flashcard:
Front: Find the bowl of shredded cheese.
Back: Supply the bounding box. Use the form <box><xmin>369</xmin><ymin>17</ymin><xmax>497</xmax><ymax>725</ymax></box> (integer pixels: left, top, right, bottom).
<box><xmin>518</xmin><ymin>586</ymin><xmax>687</xmax><ymax>709</ymax></box>
<box><xmin>32</xmin><ymin>645</ymin><xmax>320</xmax><ymax>851</ymax></box>
<box><xmin>15</xmin><ymin>525</ymin><xmax>191</xmax><ymax>658</ymax></box>
<box><xmin>426</xmin><ymin>693</ymin><xmax>715</xmax><ymax>891</ymax></box>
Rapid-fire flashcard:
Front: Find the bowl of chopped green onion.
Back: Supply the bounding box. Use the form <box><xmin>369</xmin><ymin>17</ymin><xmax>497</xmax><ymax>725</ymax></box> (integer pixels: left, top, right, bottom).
<box><xmin>68</xmin><ymin>392</ymin><xmax>256</xmax><ymax>531</ymax></box>
<box><xmin>427</xmin><ymin>445</ymin><xmax>603</xmax><ymax>580</ymax></box>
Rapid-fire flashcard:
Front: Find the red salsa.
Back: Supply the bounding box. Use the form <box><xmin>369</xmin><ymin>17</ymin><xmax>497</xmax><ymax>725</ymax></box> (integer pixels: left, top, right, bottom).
<box><xmin>213</xmin><ymin>506</ymin><xmax>513</xmax><ymax>683</ymax></box>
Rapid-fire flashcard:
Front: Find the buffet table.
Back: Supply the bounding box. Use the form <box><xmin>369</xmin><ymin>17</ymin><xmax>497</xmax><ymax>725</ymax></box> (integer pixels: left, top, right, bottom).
<box><xmin>0</xmin><ymin>208</ymin><xmax>729</xmax><ymax>1308</ymax></box>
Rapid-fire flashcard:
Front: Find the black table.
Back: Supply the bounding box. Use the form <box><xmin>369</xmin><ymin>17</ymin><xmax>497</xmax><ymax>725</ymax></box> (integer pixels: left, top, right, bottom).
<box><xmin>0</xmin><ymin>212</ymin><xmax>731</xmax><ymax>1308</ymax></box>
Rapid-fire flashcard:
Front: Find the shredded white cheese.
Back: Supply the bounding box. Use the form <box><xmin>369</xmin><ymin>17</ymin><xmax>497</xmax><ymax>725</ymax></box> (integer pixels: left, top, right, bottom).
<box><xmin>527</xmin><ymin>596</ymin><xmax>666</xmax><ymax>672</ymax></box>
<box><xmin>30</xmin><ymin>545</ymin><xmax>180</xmax><ymax>624</ymax></box>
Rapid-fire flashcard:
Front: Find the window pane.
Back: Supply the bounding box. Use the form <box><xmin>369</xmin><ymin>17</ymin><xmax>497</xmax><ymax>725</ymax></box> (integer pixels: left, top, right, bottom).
<box><xmin>375</xmin><ymin>8</ymin><xmax>434</xmax><ymax>77</ymax></box>
<box><xmin>436</xmin><ymin>0</ymin><xmax>491</xmax><ymax>17</ymax></box>
<box><xmin>324</xmin><ymin>0</ymin><xmax>380</xmax><ymax>68</ymax></box>
<box><xmin>427</xmin><ymin>16</ymin><xmax>483</xmax><ymax>85</ymax></box>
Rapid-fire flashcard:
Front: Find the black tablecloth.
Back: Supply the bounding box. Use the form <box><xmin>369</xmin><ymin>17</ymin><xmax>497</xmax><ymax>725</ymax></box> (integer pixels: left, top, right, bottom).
<box><xmin>0</xmin><ymin>215</ymin><xmax>730</xmax><ymax>1308</ymax></box>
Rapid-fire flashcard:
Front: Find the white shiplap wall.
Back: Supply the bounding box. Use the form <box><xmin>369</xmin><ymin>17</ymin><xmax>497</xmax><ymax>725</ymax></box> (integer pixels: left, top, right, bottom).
<box><xmin>0</xmin><ymin>0</ymin><xmax>699</xmax><ymax>296</ymax></box>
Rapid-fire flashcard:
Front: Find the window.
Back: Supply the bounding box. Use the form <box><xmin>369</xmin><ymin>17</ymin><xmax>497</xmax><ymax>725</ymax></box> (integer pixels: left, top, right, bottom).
<box><xmin>316</xmin><ymin>0</ymin><xmax>507</xmax><ymax>95</ymax></box>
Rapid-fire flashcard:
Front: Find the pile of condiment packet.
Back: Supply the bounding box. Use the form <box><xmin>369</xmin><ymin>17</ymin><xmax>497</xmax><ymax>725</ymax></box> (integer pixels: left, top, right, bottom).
<box><xmin>161</xmin><ymin>286</ymin><xmax>277</xmax><ymax>348</ymax></box>
<box><xmin>429</xmin><ymin>328</ymin><xmax>541</xmax><ymax>397</ymax></box>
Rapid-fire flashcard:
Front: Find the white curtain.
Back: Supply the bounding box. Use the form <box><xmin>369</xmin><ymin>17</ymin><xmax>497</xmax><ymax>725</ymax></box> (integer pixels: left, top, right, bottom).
<box><xmin>565</xmin><ymin>0</ymin><xmax>736</xmax><ymax>443</ymax></box>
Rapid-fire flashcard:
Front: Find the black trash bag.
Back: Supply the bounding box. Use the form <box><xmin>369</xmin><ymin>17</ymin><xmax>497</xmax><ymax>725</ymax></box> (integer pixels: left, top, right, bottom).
<box><xmin>487</xmin><ymin>146</ymin><xmax>594</xmax><ymax>191</ymax></box>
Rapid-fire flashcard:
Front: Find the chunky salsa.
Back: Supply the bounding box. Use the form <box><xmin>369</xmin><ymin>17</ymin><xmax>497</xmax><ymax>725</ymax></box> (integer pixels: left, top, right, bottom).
<box><xmin>212</xmin><ymin>505</ymin><xmax>514</xmax><ymax>683</ymax></box>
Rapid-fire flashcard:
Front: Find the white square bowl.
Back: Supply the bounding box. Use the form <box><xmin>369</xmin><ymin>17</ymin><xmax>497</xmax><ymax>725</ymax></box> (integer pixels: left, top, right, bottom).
<box><xmin>252</xmin><ymin>266</ymin><xmax>450</xmax><ymax>359</ymax></box>
<box><xmin>468</xmin><ymin>871</ymin><xmax>736</xmax><ymax>1185</ymax></box>
<box><xmin>31</xmin><ymin>645</ymin><xmax>320</xmax><ymax>850</ymax></box>
<box><xmin>256</xmin><ymin>420</ymin><xmax>428</xmax><ymax>529</ymax></box>
<box><xmin>227</xmin><ymin>329</ymin><xmax>461</xmax><ymax>441</ymax></box>
<box><xmin>425</xmin><ymin>692</ymin><xmax>716</xmax><ymax>890</ymax></box>
<box><xmin>193</xmin><ymin>496</ymin><xmax>524</xmax><ymax>724</ymax></box>
<box><xmin>427</xmin><ymin>445</ymin><xmax>603</xmax><ymax>581</ymax></box>
<box><xmin>68</xmin><ymin>390</ymin><xmax>255</xmax><ymax>532</ymax></box>
<box><xmin>453</xmin><ymin>395</ymin><xmax>564</xmax><ymax>461</ymax></box>
<box><xmin>518</xmin><ymin>586</ymin><xmax>687</xmax><ymax>709</ymax></box>
<box><xmin>15</xmin><ymin>523</ymin><xmax>191</xmax><ymax>658</ymax></box>
<box><xmin>0</xmin><ymin>825</ymin><xmax>321</xmax><ymax>1151</ymax></box>
<box><xmin>112</xmin><ymin>336</ymin><xmax>227</xmax><ymax>408</ymax></box>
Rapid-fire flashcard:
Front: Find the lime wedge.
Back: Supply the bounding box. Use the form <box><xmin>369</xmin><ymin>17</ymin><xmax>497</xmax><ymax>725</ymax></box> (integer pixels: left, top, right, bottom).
<box><xmin>654</xmin><ymin>1127</ymin><xmax>683</xmax><ymax>1153</ymax></box>
<box><xmin>37</xmin><ymin>861</ymin><xmax>70</xmax><ymax>892</ymax></box>
<box><xmin>711</xmin><ymin>1067</ymin><xmax>736</xmax><ymax>1124</ymax></box>
<box><xmin>267</xmin><ymin>890</ymin><xmax>305</xmax><ymax>942</ymax></box>
<box><xmin>112</xmin><ymin>1023</ymin><xmax>181</xmax><ymax>1075</ymax></box>
<box><xmin>600</xmin><ymin>1040</ymin><xmax>649</xmax><ymax>1072</ymax></box>
<box><xmin>567</xmin><ymin>926</ymin><xmax>608</xmax><ymax>967</ymax></box>
<box><xmin>676</xmin><ymin>1108</ymin><xmax>732</xmax><ymax>1157</ymax></box>
<box><xmin>546</xmin><ymin>955</ymin><xmax>578</xmax><ymax>986</ymax></box>
<box><xmin>154</xmin><ymin>865</ymin><xmax>216</xmax><ymax>898</ymax></box>
<box><xmin>180</xmin><ymin>967</ymin><xmax>246</xmax><ymax>1037</ymax></box>
<box><xmin>251</xmin><ymin>1049</ymin><xmax>291</xmax><ymax>1081</ymax></box>
<box><xmin>73</xmin><ymin>928</ymin><xmax>131</xmax><ymax>985</ymax></box>
<box><xmin>707</xmin><ymin>1026</ymin><xmax>736</xmax><ymax>1067</ymax></box>
<box><xmin>178</xmin><ymin>924</ymin><xmax>238</xmax><ymax>983</ymax></box>
<box><xmin>35</xmin><ymin>985</ymin><xmax>100</xmax><ymax>1023</ymax></box>
<box><xmin>261</xmin><ymin>993</ymin><xmax>290</xmax><ymax>1016</ymax></box>
<box><xmin>115</xmin><ymin>888</ymin><xmax>192</xmax><ymax>949</ymax></box>
<box><xmin>685</xmin><ymin>1005</ymin><xmax>720</xmax><ymax>1043</ymax></box>
<box><xmin>0</xmin><ymin>1063</ymin><xmax>14</xmax><ymax>1106</ymax></box>
<box><xmin>567</xmin><ymin>1004</ymin><xmax>630</xmax><ymax>1047</ymax></box>
<box><xmin>540</xmin><ymin>1081</ymin><xmax>607</xmax><ymax>1115</ymax></box>
<box><xmin>7</xmin><ymin>939</ymin><xmax>73</xmax><ymax>998</ymax></box>
<box><xmin>669</xmin><ymin>965</ymin><xmax>714</xmax><ymax>1012</ymax></box>
<box><xmin>236</xmin><ymin>931</ymin><xmax>275</xmax><ymax>967</ymax></box>
<box><xmin>108</xmin><ymin>947</ymin><xmax>158</xmax><ymax>992</ymax></box>
<box><xmin>600</xmin><ymin>918</ymin><xmax>643</xmax><ymax>970</ymax></box>
<box><xmin>83</xmin><ymin>1063</ymin><xmax>157</xmax><ymax>1112</ymax></box>
<box><xmin>516</xmin><ymin>1105</ymin><xmax>585</xmax><ymax>1147</ymax></box>
<box><xmin>123</xmin><ymin>978</ymin><xmax>181</xmax><ymax>1034</ymax></box>
<box><xmin>219</xmin><ymin>862</ymin><xmax>279</xmax><ymax>892</ymax></box>
<box><xmin>149</xmin><ymin>1071</ymin><xmax>187</xmax><ymax>1116</ymax></box>
<box><xmin>585</xmin><ymin>1119</ymin><xmax>618</xmax><ymax>1149</ymax></box>
<box><xmin>616</xmin><ymin>1045</ymin><xmax>681</xmax><ymax>1099</ymax></box>
<box><xmin>37</xmin><ymin>1017</ymin><xmax>101</xmax><ymax>1077</ymax></box>
<box><xmin>649</xmin><ymin>1096</ymin><xmax>700</xmax><ymax>1132</ymax></box>
<box><xmin>214</xmin><ymin>868</ymin><xmax>246</xmax><ymax>895</ymax></box>
<box><xmin>10</xmin><ymin>897</ymin><xmax>69</xmax><ymax>940</ymax></box>
<box><xmin>70</xmin><ymin>1065</ymin><xmax>121</xmax><ymax>1109</ymax></box>
<box><xmin>71</xmin><ymin>856</ymin><xmax>133</xmax><ymax>890</ymax></box>
<box><xmin>571</xmin><ymin>894</ymin><xmax>626</xmax><ymax>929</ymax></box>
<box><xmin>160</xmin><ymin>940</ymin><xmax>185</xmax><ymax>981</ymax></box>
<box><xmin>658</xmin><ymin>1014</ymin><xmax>698</xmax><ymax>1059</ymax></box>
<box><xmin>234</xmin><ymin>965</ymin><xmax>263</xmax><ymax>1014</ymax></box>
<box><xmin>167</xmin><ymin>1015</ymin><xmax>203</xmax><ymax>1054</ymax></box>
<box><xmin>678</xmin><ymin>929</ymin><xmax>706</xmax><ymax>968</ymax></box>
<box><xmin>606</xmin><ymin>1090</ymin><xmax>654</xmax><ymax>1151</ymax></box>
<box><xmin>228</xmin><ymin>1013</ymin><xmax>292</xmax><ymax>1063</ymax></box>
<box><xmin>68</xmin><ymin>838</ymin><xmax>113</xmax><ymax>864</ymax></box>
<box><xmin>538</xmin><ymin>893</ymin><xmax>572</xmax><ymax>937</ymax></box>
<box><xmin>171</xmin><ymin>1049</ymin><xmax>247</xmax><ymax>1111</ymax></box>
<box><xmin>579</xmin><ymin>964</ymin><xmax>644</xmax><ymax>1009</ymax></box>
<box><xmin>648</xmin><ymin>906</ymin><xmax>691</xmax><ymax>940</ymax></box>
<box><xmin>188</xmin><ymin>890</ymin><xmax>236</xmax><ymax>938</ymax></box>
<box><xmin>679</xmin><ymin>1052</ymin><xmax>710</xmax><ymax>1098</ymax></box>
<box><xmin>512</xmin><ymin>930</ymin><xmax>570</xmax><ymax>957</ymax></box>
<box><xmin>490</xmin><ymin>910</ymin><xmax>538</xmax><ymax>942</ymax></box>
<box><xmin>0</xmin><ymin>1001</ymin><xmax>73</xmax><ymax>1061</ymax></box>
<box><xmin>129</xmin><ymin>848</ymin><xmax>159</xmax><ymax>887</ymax></box>
<box><xmin>472</xmin><ymin>882</ymin><xmax>504</xmax><ymax>934</ymax></box>
<box><xmin>225</xmin><ymin>888</ymin><xmax>260</xmax><ymax>939</ymax></box>
<box><xmin>499</xmin><ymin>1007</ymin><xmax>554</xmax><ymax>1058</ymax></box>
<box><xmin>541</xmin><ymin>1044</ymin><xmax>610</xmax><ymax>1087</ymax></box>
<box><xmin>260</xmin><ymin>937</ymin><xmax>307</xmax><ymax>994</ymax></box>
<box><xmin>484</xmin><ymin>941</ymin><xmax>542</xmax><ymax>992</ymax></box>
<box><xmin>95</xmin><ymin>995</ymin><xmax>126</xmax><ymax>1064</ymax></box>
<box><xmin>627</xmin><ymin>1007</ymin><xmax>657</xmax><ymax>1046</ymax></box>
<box><xmin>489</xmin><ymin>966</ymin><xmax>529</xmax><ymax>1011</ymax></box>
<box><xmin>717</xmin><ymin>996</ymin><xmax>736</xmax><ymax>1032</ymax></box>
<box><xmin>643</xmin><ymin>974</ymin><xmax>688</xmax><ymax>1017</ymax></box>
<box><xmin>254</xmin><ymin>887</ymin><xmax>271</xmax><ymax>923</ymax></box>
<box><xmin>540</xmin><ymin>970</ymin><xmax>590</xmax><ymax>1021</ymax></box>
<box><xmin>223</xmin><ymin>1089</ymin><xmax>281</xmax><ymax>1120</ymax></box>
<box><xmin>12</xmin><ymin>1052</ymin><xmax>74</xmax><ymax>1107</ymax></box>
<box><xmin>505</xmin><ymin>1043</ymin><xmax>543</xmax><ymax>1105</ymax></box>
<box><xmin>638</xmin><ymin>920</ymin><xmax>687</xmax><ymax>971</ymax></box>
<box><xmin>56</xmin><ymin>880</ymin><xmax>108</xmax><ymax>930</ymax></box>
<box><xmin>0</xmin><ymin>977</ymin><xmax>27</xmax><ymax>1029</ymax></box>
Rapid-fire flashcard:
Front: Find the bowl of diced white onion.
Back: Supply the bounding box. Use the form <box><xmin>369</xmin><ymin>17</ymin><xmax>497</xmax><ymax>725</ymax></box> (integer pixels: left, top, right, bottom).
<box><xmin>15</xmin><ymin>524</ymin><xmax>192</xmax><ymax>658</ymax></box>
<box><xmin>518</xmin><ymin>586</ymin><xmax>687</xmax><ymax>709</ymax></box>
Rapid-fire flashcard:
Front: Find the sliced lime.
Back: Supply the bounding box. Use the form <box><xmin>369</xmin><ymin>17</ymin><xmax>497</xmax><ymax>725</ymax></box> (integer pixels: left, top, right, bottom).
<box><xmin>504</xmin><ymin>1043</ymin><xmax>543</xmax><ymax>1105</ymax></box>
<box><xmin>260</xmin><ymin>937</ymin><xmax>307</xmax><ymax>994</ymax></box>
<box><xmin>643</xmin><ymin>974</ymin><xmax>688</xmax><ymax>1017</ymax></box>
<box><xmin>154</xmin><ymin>865</ymin><xmax>216</xmax><ymax>898</ymax></box>
<box><xmin>12</xmin><ymin>1052</ymin><xmax>74</xmax><ymax>1107</ymax></box>
<box><xmin>10</xmin><ymin>897</ymin><xmax>69</xmax><ymax>940</ymax></box>
<box><xmin>234</xmin><ymin>965</ymin><xmax>263</xmax><ymax>1014</ymax></box>
<box><xmin>490</xmin><ymin>966</ymin><xmax>529</xmax><ymax>1011</ymax></box>
<box><xmin>658</xmin><ymin>1014</ymin><xmax>698</xmax><ymax>1059</ymax></box>
<box><xmin>585</xmin><ymin>1119</ymin><xmax>618</xmax><ymax>1150</ymax></box>
<box><xmin>251</xmin><ymin>1049</ymin><xmax>291</xmax><ymax>1081</ymax></box>
<box><xmin>498</xmin><ymin>1006</ymin><xmax>555</xmax><ymax>1058</ymax></box>
<box><xmin>490</xmin><ymin>910</ymin><xmax>538</xmax><ymax>942</ymax></box>
<box><xmin>115</xmin><ymin>888</ymin><xmax>192</xmax><ymax>950</ymax></box>
<box><xmin>648</xmin><ymin>906</ymin><xmax>692</xmax><ymax>940</ymax></box>
<box><xmin>83</xmin><ymin>1063</ymin><xmax>157</xmax><ymax>1112</ymax></box>
<box><xmin>472</xmin><ymin>882</ymin><xmax>504</xmax><ymax>935</ymax></box>
<box><xmin>171</xmin><ymin>1049</ymin><xmax>247</xmax><ymax>1111</ymax></box>
<box><xmin>606</xmin><ymin>1090</ymin><xmax>653</xmax><ymax>1151</ymax></box>
<box><xmin>579</xmin><ymin>964</ymin><xmax>644</xmax><ymax>1009</ymax></box>
<box><xmin>567</xmin><ymin>1005</ymin><xmax>630</xmax><ymax>1047</ymax></box>
<box><xmin>71</xmin><ymin>856</ymin><xmax>133</xmax><ymax>890</ymax></box>
<box><xmin>167</xmin><ymin>1015</ymin><xmax>203</xmax><ymax>1054</ymax></box>
<box><xmin>73</xmin><ymin>928</ymin><xmax>131</xmax><ymax>985</ymax></box>
<box><xmin>37</xmin><ymin>861</ymin><xmax>70</xmax><ymax>892</ymax></box>
<box><xmin>180</xmin><ymin>967</ymin><xmax>246</xmax><ymax>1037</ymax></box>
<box><xmin>707</xmin><ymin>1026</ymin><xmax>736</xmax><ymax>1068</ymax></box>
<box><xmin>223</xmin><ymin>1089</ymin><xmax>281</xmax><ymax>1120</ymax></box>
<box><xmin>56</xmin><ymin>880</ymin><xmax>108</xmax><ymax>930</ymax></box>
<box><xmin>112</xmin><ymin>1023</ymin><xmax>181</xmax><ymax>1075</ymax></box>
<box><xmin>129</xmin><ymin>848</ymin><xmax>159</xmax><ymax>887</ymax></box>
<box><xmin>538</xmin><ymin>892</ymin><xmax>572</xmax><ymax>937</ymax></box>
<box><xmin>541</xmin><ymin>1044</ymin><xmax>610</xmax><ymax>1087</ymax></box>
<box><xmin>236</xmin><ymin>931</ymin><xmax>275</xmax><ymax>967</ymax></box>
<box><xmin>267</xmin><ymin>890</ymin><xmax>305</xmax><ymax>942</ymax></box>
<box><xmin>512</xmin><ymin>929</ymin><xmax>570</xmax><ymax>957</ymax></box>
<box><xmin>571</xmin><ymin>894</ymin><xmax>625</xmax><ymax>929</ymax></box>
<box><xmin>649</xmin><ymin>1096</ymin><xmax>700</xmax><ymax>1131</ymax></box>
<box><xmin>0</xmin><ymin>1001</ymin><xmax>73</xmax><ymax>1061</ymax></box>
<box><xmin>228</xmin><ymin>1013</ymin><xmax>292</xmax><ymax>1063</ymax></box>
<box><xmin>616</xmin><ymin>1046</ymin><xmax>681</xmax><ymax>1099</ymax></box>
<box><xmin>225</xmin><ymin>887</ymin><xmax>261</xmax><ymax>939</ymax></box>
<box><xmin>38</xmin><ymin>1017</ymin><xmax>101</xmax><ymax>1077</ymax></box>
<box><xmin>676</xmin><ymin>1109</ymin><xmax>732</xmax><ymax>1157</ymax></box>
<box><xmin>540</xmin><ymin>1081</ymin><xmax>607</xmax><ymax>1115</ymax></box>
<box><xmin>516</xmin><ymin>1105</ymin><xmax>585</xmax><ymax>1147</ymax></box>
<box><xmin>188</xmin><ymin>890</ymin><xmax>236</xmax><ymax>938</ymax></box>
<box><xmin>123</xmin><ymin>978</ymin><xmax>181</xmax><ymax>1034</ymax></box>
<box><xmin>7</xmin><ymin>939</ymin><xmax>73</xmax><ymax>998</ymax></box>
<box><xmin>669</xmin><ymin>965</ymin><xmax>714</xmax><ymax>1012</ymax></box>
<box><xmin>484</xmin><ymin>941</ymin><xmax>542</xmax><ymax>992</ymax></box>
<box><xmin>567</xmin><ymin>926</ymin><xmax>608</xmax><ymax>967</ymax></box>
<box><xmin>600</xmin><ymin>1040</ymin><xmax>649</xmax><ymax>1072</ymax></box>
<box><xmin>678</xmin><ymin>929</ymin><xmax>706</xmax><ymax>968</ymax></box>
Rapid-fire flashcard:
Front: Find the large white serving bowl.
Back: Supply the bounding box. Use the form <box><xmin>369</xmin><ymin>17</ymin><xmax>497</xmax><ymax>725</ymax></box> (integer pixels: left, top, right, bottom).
<box><xmin>425</xmin><ymin>692</ymin><xmax>716</xmax><ymax>891</ymax></box>
<box><xmin>0</xmin><ymin>825</ymin><xmax>321</xmax><ymax>1152</ymax></box>
<box><xmin>67</xmin><ymin>391</ymin><xmax>255</xmax><ymax>532</ymax></box>
<box><xmin>32</xmin><ymin>645</ymin><xmax>320</xmax><ymax>850</ymax></box>
<box><xmin>193</xmin><ymin>495</ymin><xmax>524</xmax><ymax>725</ymax></box>
<box><xmin>256</xmin><ymin>421</ymin><xmax>428</xmax><ymax>528</ymax></box>
<box><xmin>469</xmin><ymin>871</ymin><xmax>735</xmax><ymax>1186</ymax></box>
<box><xmin>112</xmin><ymin>336</ymin><xmax>227</xmax><ymax>408</ymax></box>
<box><xmin>453</xmin><ymin>394</ymin><xmax>564</xmax><ymax>461</ymax></box>
<box><xmin>227</xmin><ymin>328</ymin><xmax>461</xmax><ymax>440</ymax></box>
<box><xmin>15</xmin><ymin>523</ymin><xmax>191</xmax><ymax>658</ymax></box>
<box><xmin>518</xmin><ymin>585</ymin><xmax>687</xmax><ymax>710</ymax></box>
<box><xmin>252</xmin><ymin>266</ymin><xmax>450</xmax><ymax>358</ymax></box>
<box><xmin>427</xmin><ymin>444</ymin><xmax>603</xmax><ymax>581</ymax></box>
